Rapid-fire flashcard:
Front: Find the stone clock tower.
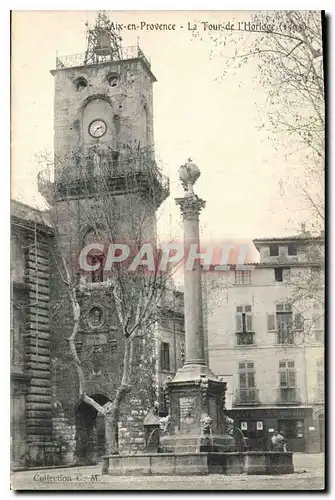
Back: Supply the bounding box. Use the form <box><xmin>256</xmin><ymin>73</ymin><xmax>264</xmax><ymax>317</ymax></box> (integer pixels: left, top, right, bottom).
<box><xmin>39</xmin><ymin>12</ymin><xmax>169</xmax><ymax>465</ymax></box>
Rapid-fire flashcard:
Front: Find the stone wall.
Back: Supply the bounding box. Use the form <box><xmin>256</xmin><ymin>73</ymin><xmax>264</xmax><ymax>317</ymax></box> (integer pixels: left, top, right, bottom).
<box><xmin>52</xmin><ymin>405</ymin><xmax>76</xmax><ymax>465</ymax></box>
<box><xmin>11</xmin><ymin>221</ymin><xmax>54</xmax><ymax>467</ymax></box>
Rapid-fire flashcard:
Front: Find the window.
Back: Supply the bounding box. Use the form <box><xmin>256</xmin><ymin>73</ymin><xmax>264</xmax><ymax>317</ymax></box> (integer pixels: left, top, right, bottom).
<box><xmin>107</xmin><ymin>72</ymin><xmax>119</xmax><ymax>87</ymax></box>
<box><xmin>235</xmin><ymin>270</ymin><xmax>251</xmax><ymax>284</ymax></box>
<box><xmin>237</xmin><ymin>362</ymin><xmax>258</xmax><ymax>403</ymax></box>
<box><xmin>276</xmin><ymin>304</ymin><xmax>293</xmax><ymax>344</ymax></box>
<box><xmin>238</xmin><ymin>361</ymin><xmax>255</xmax><ymax>389</ymax></box>
<box><xmin>278</xmin><ymin>361</ymin><xmax>298</xmax><ymax>403</ymax></box>
<box><xmin>278</xmin><ymin>420</ymin><xmax>302</xmax><ymax>439</ymax></box>
<box><xmin>267</xmin><ymin>313</ymin><xmax>276</xmax><ymax>332</ymax></box>
<box><xmin>288</xmin><ymin>244</ymin><xmax>298</xmax><ymax>256</ymax></box>
<box><xmin>236</xmin><ymin>306</ymin><xmax>254</xmax><ymax>345</ymax></box>
<box><xmin>74</xmin><ymin>77</ymin><xmax>88</xmax><ymax>91</ymax></box>
<box><xmin>276</xmin><ymin>304</ymin><xmax>292</xmax><ymax>313</ymax></box>
<box><xmin>294</xmin><ymin>313</ymin><xmax>303</xmax><ymax>331</ymax></box>
<box><xmin>274</xmin><ymin>267</ymin><xmax>291</xmax><ymax>282</ymax></box>
<box><xmin>160</xmin><ymin>342</ymin><xmax>170</xmax><ymax>371</ymax></box>
<box><xmin>275</xmin><ymin>268</ymin><xmax>283</xmax><ymax>282</ymax></box>
<box><xmin>279</xmin><ymin>361</ymin><xmax>296</xmax><ymax>387</ymax></box>
<box><xmin>269</xmin><ymin>244</ymin><xmax>279</xmax><ymax>256</ymax></box>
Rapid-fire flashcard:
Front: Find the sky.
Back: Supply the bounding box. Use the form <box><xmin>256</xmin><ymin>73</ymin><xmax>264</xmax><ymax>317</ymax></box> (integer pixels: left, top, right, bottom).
<box><xmin>11</xmin><ymin>10</ymin><xmax>312</xmax><ymax>251</ymax></box>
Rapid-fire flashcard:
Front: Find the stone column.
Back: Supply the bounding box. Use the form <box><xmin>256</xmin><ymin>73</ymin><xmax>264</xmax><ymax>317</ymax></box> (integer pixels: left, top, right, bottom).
<box><xmin>176</xmin><ymin>194</ymin><xmax>206</xmax><ymax>366</ymax></box>
<box><xmin>159</xmin><ymin>159</ymin><xmax>235</xmax><ymax>454</ymax></box>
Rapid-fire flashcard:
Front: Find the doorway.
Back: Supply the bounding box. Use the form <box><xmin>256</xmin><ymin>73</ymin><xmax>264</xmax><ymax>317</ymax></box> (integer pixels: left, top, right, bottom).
<box><xmin>75</xmin><ymin>394</ymin><xmax>110</xmax><ymax>465</ymax></box>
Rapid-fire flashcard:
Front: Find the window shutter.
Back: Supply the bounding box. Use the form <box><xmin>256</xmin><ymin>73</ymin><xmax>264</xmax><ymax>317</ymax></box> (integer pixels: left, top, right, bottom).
<box><xmin>279</xmin><ymin>370</ymin><xmax>287</xmax><ymax>387</ymax></box>
<box><xmin>267</xmin><ymin>314</ymin><xmax>276</xmax><ymax>331</ymax></box>
<box><xmin>236</xmin><ymin>313</ymin><xmax>243</xmax><ymax>332</ymax></box>
<box><xmin>166</xmin><ymin>345</ymin><xmax>170</xmax><ymax>370</ymax></box>
<box><xmin>248</xmin><ymin>372</ymin><xmax>255</xmax><ymax>388</ymax></box>
<box><xmin>288</xmin><ymin>370</ymin><xmax>296</xmax><ymax>387</ymax></box>
<box><xmin>160</xmin><ymin>343</ymin><xmax>164</xmax><ymax>368</ymax></box>
<box><xmin>239</xmin><ymin>372</ymin><xmax>247</xmax><ymax>389</ymax></box>
<box><xmin>246</xmin><ymin>313</ymin><xmax>253</xmax><ymax>332</ymax></box>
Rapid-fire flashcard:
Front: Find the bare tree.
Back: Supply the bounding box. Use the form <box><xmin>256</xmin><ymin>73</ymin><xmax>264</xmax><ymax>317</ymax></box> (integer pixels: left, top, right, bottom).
<box><xmin>38</xmin><ymin>145</ymin><xmax>177</xmax><ymax>457</ymax></box>
<box><xmin>198</xmin><ymin>10</ymin><xmax>324</xmax><ymax>231</ymax></box>
<box><xmin>196</xmin><ymin>11</ymin><xmax>325</xmax><ymax>340</ymax></box>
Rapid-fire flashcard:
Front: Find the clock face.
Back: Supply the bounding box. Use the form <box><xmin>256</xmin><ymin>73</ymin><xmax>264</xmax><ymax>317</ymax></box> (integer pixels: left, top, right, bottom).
<box><xmin>89</xmin><ymin>119</ymin><xmax>107</xmax><ymax>138</ymax></box>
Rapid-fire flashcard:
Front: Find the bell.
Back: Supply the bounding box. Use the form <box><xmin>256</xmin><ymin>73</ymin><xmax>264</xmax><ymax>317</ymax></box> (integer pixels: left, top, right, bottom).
<box><xmin>93</xmin><ymin>29</ymin><xmax>111</xmax><ymax>56</ymax></box>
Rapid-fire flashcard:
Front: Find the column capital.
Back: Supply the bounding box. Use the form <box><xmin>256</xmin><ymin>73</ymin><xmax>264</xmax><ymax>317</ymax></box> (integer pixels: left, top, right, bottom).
<box><xmin>175</xmin><ymin>194</ymin><xmax>206</xmax><ymax>219</ymax></box>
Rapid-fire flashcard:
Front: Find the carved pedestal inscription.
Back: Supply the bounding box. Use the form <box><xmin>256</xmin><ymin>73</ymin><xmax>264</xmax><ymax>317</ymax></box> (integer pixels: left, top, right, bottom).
<box><xmin>179</xmin><ymin>396</ymin><xmax>196</xmax><ymax>430</ymax></box>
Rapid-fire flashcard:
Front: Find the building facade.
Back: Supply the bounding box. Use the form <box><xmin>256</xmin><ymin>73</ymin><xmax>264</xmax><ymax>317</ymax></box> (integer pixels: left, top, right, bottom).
<box><xmin>11</xmin><ymin>200</ymin><xmax>54</xmax><ymax>469</ymax></box>
<box><xmin>203</xmin><ymin>232</ymin><xmax>324</xmax><ymax>453</ymax></box>
<box><xmin>10</xmin><ymin>13</ymin><xmax>184</xmax><ymax>469</ymax></box>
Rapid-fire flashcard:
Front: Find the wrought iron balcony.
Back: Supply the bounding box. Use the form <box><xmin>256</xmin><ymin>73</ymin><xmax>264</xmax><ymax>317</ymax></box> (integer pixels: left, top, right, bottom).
<box><xmin>38</xmin><ymin>148</ymin><xmax>169</xmax><ymax>208</ymax></box>
<box><xmin>277</xmin><ymin>387</ymin><xmax>301</xmax><ymax>405</ymax></box>
<box><xmin>56</xmin><ymin>45</ymin><xmax>151</xmax><ymax>71</ymax></box>
<box><xmin>234</xmin><ymin>388</ymin><xmax>260</xmax><ymax>406</ymax></box>
<box><xmin>236</xmin><ymin>331</ymin><xmax>255</xmax><ymax>346</ymax></box>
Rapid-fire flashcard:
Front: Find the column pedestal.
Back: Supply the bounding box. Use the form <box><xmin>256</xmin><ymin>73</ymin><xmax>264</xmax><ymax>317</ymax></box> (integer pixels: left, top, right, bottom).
<box><xmin>160</xmin><ymin>366</ymin><xmax>235</xmax><ymax>453</ymax></box>
<box><xmin>159</xmin><ymin>161</ymin><xmax>235</xmax><ymax>454</ymax></box>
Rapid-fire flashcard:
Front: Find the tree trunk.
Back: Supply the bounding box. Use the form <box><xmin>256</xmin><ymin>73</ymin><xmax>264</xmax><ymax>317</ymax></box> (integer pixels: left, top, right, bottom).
<box><xmin>105</xmin><ymin>409</ymin><xmax>119</xmax><ymax>455</ymax></box>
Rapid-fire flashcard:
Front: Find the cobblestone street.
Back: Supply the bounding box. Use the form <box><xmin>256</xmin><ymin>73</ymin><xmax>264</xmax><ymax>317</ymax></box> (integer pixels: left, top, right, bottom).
<box><xmin>11</xmin><ymin>453</ymin><xmax>324</xmax><ymax>491</ymax></box>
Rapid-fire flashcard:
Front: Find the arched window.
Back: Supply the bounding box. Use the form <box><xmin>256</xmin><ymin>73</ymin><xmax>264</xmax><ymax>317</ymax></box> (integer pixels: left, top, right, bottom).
<box><xmin>74</xmin><ymin>77</ymin><xmax>88</xmax><ymax>91</ymax></box>
<box><xmin>106</xmin><ymin>72</ymin><xmax>119</xmax><ymax>87</ymax></box>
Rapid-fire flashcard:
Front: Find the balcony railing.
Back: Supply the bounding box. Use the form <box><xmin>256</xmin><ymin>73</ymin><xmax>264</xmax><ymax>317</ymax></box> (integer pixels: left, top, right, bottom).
<box><xmin>38</xmin><ymin>148</ymin><xmax>169</xmax><ymax>207</ymax></box>
<box><xmin>56</xmin><ymin>45</ymin><xmax>151</xmax><ymax>70</ymax></box>
<box><xmin>236</xmin><ymin>331</ymin><xmax>255</xmax><ymax>346</ymax></box>
<box><xmin>234</xmin><ymin>388</ymin><xmax>260</xmax><ymax>406</ymax></box>
<box><xmin>277</xmin><ymin>387</ymin><xmax>301</xmax><ymax>405</ymax></box>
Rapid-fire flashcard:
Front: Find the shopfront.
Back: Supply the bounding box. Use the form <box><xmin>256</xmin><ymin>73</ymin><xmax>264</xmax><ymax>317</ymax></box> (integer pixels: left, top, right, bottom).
<box><xmin>227</xmin><ymin>407</ymin><xmax>314</xmax><ymax>453</ymax></box>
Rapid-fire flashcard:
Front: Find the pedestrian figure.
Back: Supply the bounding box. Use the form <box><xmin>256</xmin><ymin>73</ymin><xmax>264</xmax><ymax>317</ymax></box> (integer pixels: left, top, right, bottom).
<box><xmin>271</xmin><ymin>430</ymin><xmax>285</xmax><ymax>451</ymax></box>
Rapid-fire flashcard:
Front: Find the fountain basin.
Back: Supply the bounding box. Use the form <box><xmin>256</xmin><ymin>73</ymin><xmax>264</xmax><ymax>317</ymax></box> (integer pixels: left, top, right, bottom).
<box><xmin>102</xmin><ymin>451</ymin><xmax>293</xmax><ymax>476</ymax></box>
<box><xmin>244</xmin><ymin>451</ymin><xmax>294</xmax><ymax>475</ymax></box>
